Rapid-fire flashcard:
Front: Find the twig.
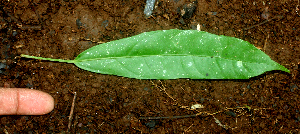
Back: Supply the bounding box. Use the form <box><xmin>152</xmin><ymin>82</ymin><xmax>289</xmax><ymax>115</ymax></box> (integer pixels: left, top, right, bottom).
<box><xmin>67</xmin><ymin>92</ymin><xmax>77</xmax><ymax>133</ymax></box>
<box><xmin>99</xmin><ymin>122</ymin><xmax>105</xmax><ymax>127</ymax></box>
<box><xmin>151</xmin><ymin>80</ymin><xmax>177</xmax><ymax>103</ymax></box>
<box><xmin>142</xmin><ymin>82</ymin><xmax>272</xmax><ymax>130</ymax></box>
<box><xmin>19</xmin><ymin>25</ymin><xmax>42</xmax><ymax>30</ymax></box>
<box><xmin>79</xmin><ymin>37</ymin><xmax>105</xmax><ymax>44</ymax></box>
<box><xmin>139</xmin><ymin>114</ymin><xmax>197</xmax><ymax>120</ymax></box>
<box><xmin>243</xmin><ymin>15</ymin><xmax>283</xmax><ymax>30</ymax></box>
<box><xmin>184</xmin><ymin>123</ymin><xmax>194</xmax><ymax>133</ymax></box>
<box><xmin>213</xmin><ymin>116</ymin><xmax>230</xmax><ymax>130</ymax></box>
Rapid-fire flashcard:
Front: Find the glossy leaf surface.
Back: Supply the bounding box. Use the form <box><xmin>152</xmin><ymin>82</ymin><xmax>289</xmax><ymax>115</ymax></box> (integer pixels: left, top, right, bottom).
<box><xmin>21</xmin><ymin>29</ymin><xmax>290</xmax><ymax>79</ymax></box>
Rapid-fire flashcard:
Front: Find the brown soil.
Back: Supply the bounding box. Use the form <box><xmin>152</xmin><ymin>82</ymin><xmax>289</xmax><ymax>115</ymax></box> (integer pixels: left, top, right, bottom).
<box><xmin>1</xmin><ymin>0</ymin><xmax>300</xmax><ymax>133</ymax></box>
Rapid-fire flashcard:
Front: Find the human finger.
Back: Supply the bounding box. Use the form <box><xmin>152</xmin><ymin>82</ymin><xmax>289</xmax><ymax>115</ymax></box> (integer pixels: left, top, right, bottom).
<box><xmin>0</xmin><ymin>88</ymin><xmax>54</xmax><ymax>115</ymax></box>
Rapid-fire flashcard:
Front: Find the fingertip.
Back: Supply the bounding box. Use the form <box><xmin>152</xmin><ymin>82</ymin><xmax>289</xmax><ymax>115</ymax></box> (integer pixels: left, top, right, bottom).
<box><xmin>0</xmin><ymin>88</ymin><xmax>54</xmax><ymax>115</ymax></box>
<box><xmin>17</xmin><ymin>88</ymin><xmax>55</xmax><ymax>115</ymax></box>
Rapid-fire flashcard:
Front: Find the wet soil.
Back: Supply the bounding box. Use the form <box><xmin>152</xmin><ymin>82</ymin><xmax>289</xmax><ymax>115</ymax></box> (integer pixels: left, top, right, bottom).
<box><xmin>0</xmin><ymin>0</ymin><xmax>300</xmax><ymax>133</ymax></box>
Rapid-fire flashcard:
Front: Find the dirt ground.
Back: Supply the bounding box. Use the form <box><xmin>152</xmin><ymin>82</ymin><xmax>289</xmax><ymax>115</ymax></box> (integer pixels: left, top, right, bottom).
<box><xmin>0</xmin><ymin>0</ymin><xmax>299</xmax><ymax>133</ymax></box>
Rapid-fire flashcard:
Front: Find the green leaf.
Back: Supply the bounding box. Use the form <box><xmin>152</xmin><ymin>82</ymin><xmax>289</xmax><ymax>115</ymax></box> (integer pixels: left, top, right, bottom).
<box><xmin>21</xmin><ymin>29</ymin><xmax>290</xmax><ymax>79</ymax></box>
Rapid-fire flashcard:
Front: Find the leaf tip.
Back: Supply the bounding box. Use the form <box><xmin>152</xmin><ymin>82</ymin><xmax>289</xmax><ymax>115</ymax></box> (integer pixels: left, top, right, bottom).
<box><xmin>285</xmin><ymin>68</ymin><xmax>291</xmax><ymax>73</ymax></box>
<box><xmin>279</xmin><ymin>66</ymin><xmax>290</xmax><ymax>74</ymax></box>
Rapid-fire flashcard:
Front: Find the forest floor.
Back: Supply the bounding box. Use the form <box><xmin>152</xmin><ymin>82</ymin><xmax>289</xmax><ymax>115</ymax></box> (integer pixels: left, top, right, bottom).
<box><xmin>0</xmin><ymin>0</ymin><xmax>299</xmax><ymax>133</ymax></box>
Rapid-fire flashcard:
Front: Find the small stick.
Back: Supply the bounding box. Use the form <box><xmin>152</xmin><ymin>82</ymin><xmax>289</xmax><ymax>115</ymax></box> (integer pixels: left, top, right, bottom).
<box><xmin>139</xmin><ymin>106</ymin><xmax>252</xmax><ymax>120</ymax></box>
<box><xmin>243</xmin><ymin>15</ymin><xmax>283</xmax><ymax>30</ymax></box>
<box><xmin>19</xmin><ymin>25</ymin><xmax>42</xmax><ymax>30</ymax></box>
<box><xmin>79</xmin><ymin>37</ymin><xmax>105</xmax><ymax>44</ymax></box>
<box><xmin>67</xmin><ymin>92</ymin><xmax>77</xmax><ymax>132</ymax></box>
<box><xmin>139</xmin><ymin>114</ymin><xmax>197</xmax><ymax>120</ymax></box>
<box><xmin>184</xmin><ymin>123</ymin><xmax>194</xmax><ymax>133</ymax></box>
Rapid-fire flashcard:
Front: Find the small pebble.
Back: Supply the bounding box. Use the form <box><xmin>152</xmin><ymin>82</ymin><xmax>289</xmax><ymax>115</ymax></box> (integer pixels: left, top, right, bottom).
<box><xmin>76</xmin><ymin>19</ymin><xmax>83</xmax><ymax>29</ymax></box>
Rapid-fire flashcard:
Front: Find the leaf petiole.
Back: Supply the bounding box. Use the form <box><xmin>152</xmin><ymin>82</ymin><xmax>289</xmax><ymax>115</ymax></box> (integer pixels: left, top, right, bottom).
<box><xmin>20</xmin><ymin>54</ymin><xmax>76</xmax><ymax>63</ymax></box>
